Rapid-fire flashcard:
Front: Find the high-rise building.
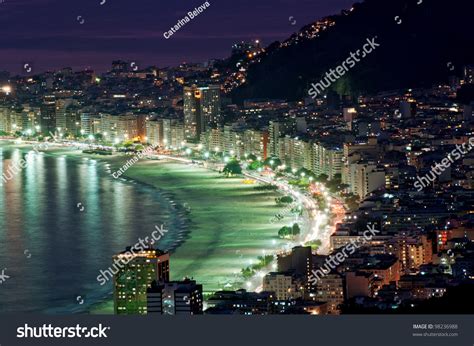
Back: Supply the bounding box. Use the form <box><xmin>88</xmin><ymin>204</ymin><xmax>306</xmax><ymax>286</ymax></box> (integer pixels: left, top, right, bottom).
<box><xmin>147</xmin><ymin>279</ymin><xmax>203</xmax><ymax>315</ymax></box>
<box><xmin>268</xmin><ymin>120</ymin><xmax>296</xmax><ymax>157</ymax></box>
<box><xmin>243</xmin><ymin>128</ymin><xmax>268</xmax><ymax>159</ymax></box>
<box><xmin>277</xmin><ymin>246</ymin><xmax>313</xmax><ymax>293</ymax></box>
<box><xmin>145</xmin><ymin>119</ymin><xmax>164</xmax><ymax>147</ymax></box>
<box><xmin>201</xmin><ymin>127</ymin><xmax>223</xmax><ymax>153</ymax></box>
<box><xmin>391</xmin><ymin>233</ymin><xmax>433</xmax><ymax>272</ymax></box>
<box><xmin>113</xmin><ymin>248</ymin><xmax>170</xmax><ymax>315</ymax></box>
<box><xmin>263</xmin><ymin>272</ymin><xmax>303</xmax><ymax>301</ymax></box>
<box><xmin>183</xmin><ymin>86</ymin><xmax>198</xmax><ymax>141</ymax></box>
<box><xmin>280</xmin><ymin>135</ymin><xmax>312</xmax><ymax>171</ymax></box>
<box><xmin>223</xmin><ymin>124</ymin><xmax>242</xmax><ymax>155</ymax></box>
<box><xmin>9</xmin><ymin>108</ymin><xmax>24</xmax><ymax>133</ymax></box>
<box><xmin>268</xmin><ymin>121</ymin><xmax>282</xmax><ymax>157</ymax></box>
<box><xmin>21</xmin><ymin>104</ymin><xmax>41</xmax><ymax>133</ymax></box>
<box><xmin>80</xmin><ymin>112</ymin><xmax>92</xmax><ymax>135</ymax></box>
<box><xmin>316</xmin><ymin>273</ymin><xmax>345</xmax><ymax>315</ymax></box>
<box><xmin>55</xmin><ymin>99</ymin><xmax>73</xmax><ymax>134</ymax></box>
<box><xmin>65</xmin><ymin>107</ymin><xmax>81</xmax><ymax>136</ymax></box>
<box><xmin>0</xmin><ymin>106</ymin><xmax>12</xmax><ymax>133</ymax></box>
<box><xmin>40</xmin><ymin>95</ymin><xmax>56</xmax><ymax>135</ymax></box>
<box><xmin>183</xmin><ymin>84</ymin><xmax>221</xmax><ymax>141</ymax></box>
<box><xmin>136</xmin><ymin>114</ymin><xmax>148</xmax><ymax>142</ymax></box>
<box><xmin>312</xmin><ymin>141</ymin><xmax>343</xmax><ymax>180</ymax></box>
<box><xmin>162</xmin><ymin>119</ymin><xmax>185</xmax><ymax>149</ymax></box>
<box><xmin>346</xmin><ymin>162</ymin><xmax>385</xmax><ymax>199</ymax></box>
<box><xmin>277</xmin><ymin>246</ymin><xmax>313</xmax><ymax>278</ymax></box>
<box><xmin>100</xmin><ymin>114</ymin><xmax>139</xmax><ymax>141</ymax></box>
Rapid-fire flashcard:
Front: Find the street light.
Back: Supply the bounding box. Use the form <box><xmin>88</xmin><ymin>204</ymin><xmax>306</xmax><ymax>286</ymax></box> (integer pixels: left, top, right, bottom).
<box><xmin>1</xmin><ymin>85</ymin><xmax>12</xmax><ymax>94</ymax></box>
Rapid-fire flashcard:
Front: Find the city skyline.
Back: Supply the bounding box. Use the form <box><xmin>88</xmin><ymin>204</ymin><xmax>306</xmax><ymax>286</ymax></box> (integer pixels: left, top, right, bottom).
<box><xmin>0</xmin><ymin>0</ymin><xmax>473</xmax><ymax>320</ymax></box>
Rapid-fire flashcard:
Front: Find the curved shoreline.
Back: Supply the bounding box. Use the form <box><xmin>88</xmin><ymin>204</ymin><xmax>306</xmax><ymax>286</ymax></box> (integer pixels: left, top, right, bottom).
<box><xmin>1</xmin><ymin>142</ymin><xmax>325</xmax><ymax>314</ymax></box>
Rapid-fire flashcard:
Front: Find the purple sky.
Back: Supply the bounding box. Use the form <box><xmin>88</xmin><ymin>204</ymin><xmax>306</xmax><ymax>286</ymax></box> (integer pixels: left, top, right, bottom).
<box><xmin>0</xmin><ymin>0</ymin><xmax>355</xmax><ymax>73</ymax></box>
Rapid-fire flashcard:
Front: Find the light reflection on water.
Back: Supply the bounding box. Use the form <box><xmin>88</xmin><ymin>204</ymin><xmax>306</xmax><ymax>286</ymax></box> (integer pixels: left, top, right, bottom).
<box><xmin>0</xmin><ymin>146</ymin><xmax>187</xmax><ymax>313</ymax></box>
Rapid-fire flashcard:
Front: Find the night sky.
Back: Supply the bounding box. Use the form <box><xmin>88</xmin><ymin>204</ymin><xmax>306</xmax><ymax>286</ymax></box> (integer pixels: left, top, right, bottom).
<box><xmin>0</xmin><ymin>0</ymin><xmax>355</xmax><ymax>73</ymax></box>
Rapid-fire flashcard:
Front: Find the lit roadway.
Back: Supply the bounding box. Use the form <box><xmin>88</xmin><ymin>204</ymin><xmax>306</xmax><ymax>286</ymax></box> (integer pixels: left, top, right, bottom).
<box><xmin>243</xmin><ymin>171</ymin><xmax>332</xmax><ymax>254</ymax></box>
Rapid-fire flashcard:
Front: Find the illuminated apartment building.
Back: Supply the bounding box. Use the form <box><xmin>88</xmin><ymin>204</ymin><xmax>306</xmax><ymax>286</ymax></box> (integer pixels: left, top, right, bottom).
<box><xmin>243</xmin><ymin>128</ymin><xmax>268</xmax><ymax>159</ymax></box>
<box><xmin>315</xmin><ymin>273</ymin><xmax>345</xmax><ymax>315</ymax></box>
<box><xmin>311</xmin><ymin>141</ymin><xmax>343</xmax><ymax>180</ymax></box>
<box><xmin>184</xmin><ymin>84</ymin><xmax>221</xmax><ymax>141</ymax></box>
<box><xmin>392</xmin><ymin>233</ymin><xmax>433</xmax><ymax>272</ymax></box>
<box><xmin>113</xmin><ymin>248</ymin><xmax>170</xmax><ymax>315</ymax></box>
<box><xmin>262</xmin><ymin>272</ymin><xmax>303</xmax><ymax>301</ymax></box>
<box><xmin>40</xmin><ymin>94</ymin><xmax>56</xmax><ymax>134</ymax></box>
<box><xmin>145</xmin><ymin>119</ymin><xmax>164</xmax><ymax>147</ymax></box>
<box><xmin>279</xmin><ymin>135</ymin><xmax>312</xmax><ymax>171</ymax></box>
<box><xmin>162</xmin><ymin>119</ymin><xmax>185</xmax><ymax>149</ymax></box>
<box><xmin>147</xmin><ymin>279</ymin><xmax>203</xmax><ymax>315</ymax></box>
<box><xmin>101</xmin><ymin>114</ymin><xmax>139</xmax><ymax>141</ymax></box>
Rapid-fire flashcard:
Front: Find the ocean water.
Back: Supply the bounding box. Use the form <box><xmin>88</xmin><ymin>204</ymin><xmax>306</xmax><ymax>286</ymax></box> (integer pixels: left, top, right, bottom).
<box><xmin>0</xmin><ymin>145</ymin><xmax>187</xmax><ymax>313</ymax></box>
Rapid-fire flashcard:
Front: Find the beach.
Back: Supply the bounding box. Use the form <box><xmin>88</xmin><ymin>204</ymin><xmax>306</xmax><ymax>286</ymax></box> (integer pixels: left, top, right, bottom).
<box><xmin>23</xmin><ymin>145</ymin><xmax>303</xmax><ymax>314</ymax></box>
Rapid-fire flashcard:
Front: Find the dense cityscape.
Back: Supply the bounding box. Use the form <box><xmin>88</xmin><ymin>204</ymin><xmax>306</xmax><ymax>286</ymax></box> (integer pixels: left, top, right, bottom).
<box><xmin>1</xmin><ymin>0</ymin><xmax>474</xmax><ymax>317</ymax></box>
